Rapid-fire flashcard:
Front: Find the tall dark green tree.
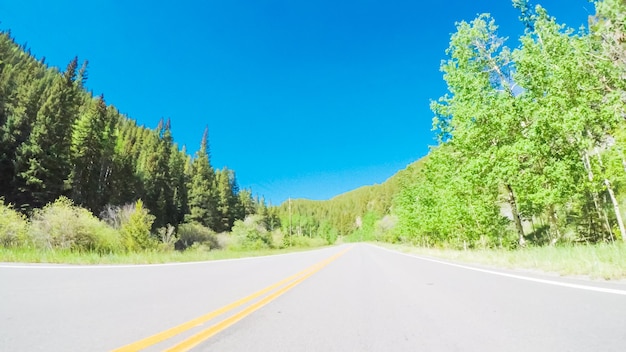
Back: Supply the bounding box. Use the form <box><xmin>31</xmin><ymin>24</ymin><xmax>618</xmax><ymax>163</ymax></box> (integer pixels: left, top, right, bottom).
<box><xmin>14</xmin><ymin>57</ymin><xmax>80</xmax><ymax>208</ymax></box>
<box><xmin>214</xmin><ymin>167</ymin><xmax>240</xmax><ymax>232</ymax></box>
<box><xmin>0</xmin><ymin>63</ymin><xmax>50</xmax><ymax>202</ymax></box>
<box><xmin>168</xmin><ymin>144</ymin><xmax>189</xmax><ymax>226</ymax></box>
<box><xmin>69</xmin><ymin>95</ymin><xmax>107</xmax><ymax>212</ymax></box>
<box><xmin>135</xmin><ymin>118</ymin><xmax>175</xmax><ymax>228</ymax></box>
<box><xmin>186</xmin><ymin>127</ymin><xmax>217</xmax><ymax>228</ymax></box>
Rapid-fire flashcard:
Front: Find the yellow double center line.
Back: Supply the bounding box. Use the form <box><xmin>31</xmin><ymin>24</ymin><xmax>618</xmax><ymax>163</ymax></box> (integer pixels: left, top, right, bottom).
<box><xmin>112</xmin><ymin>246</ymin><xmax>352</xmax><ymax>352</ymax></box>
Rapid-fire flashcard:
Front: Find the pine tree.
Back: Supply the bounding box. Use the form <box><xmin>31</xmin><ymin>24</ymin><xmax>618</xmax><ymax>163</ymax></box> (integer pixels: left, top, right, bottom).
<box><xmin>14</xmin><ymin>57</ymin><xmax>79</xmax><ymax>208</ymax></box>
<box><xmin>0</xmin><ymin>63</ymin><xmax>49</xmax><ymax>202</ymax></box>
<box><xmin>135</xmin><ymin>118</ymin><xmax>176</xmax><ymax>228</ymax></box>
<box><xmin>237</xmin><ymin>188</ymin><xmax>256</xmax><ymax>219</ymax></box>
<box><xmin>95</xmin><ymin>105</ymin><xmax>120</xmax><ymax>208</ymax></box>
<box><xmin>169</xmin><ymin>144</ymin><xmax>189</xmax><ymax>225</ymax></box>
<box><xmin>107</xmin><ymin>119</ymin><xmax>141</xmax><ymax>206</ymax></box>
<box><xmin>214</xmin><ymin>167</ymin><xmax>240</xmax><ymax>232</ymax></box>
<box><xmin>186</xmin><ymin>127</ymin><xmax>218</xmax><ymax>228</ymax></box>
<box><xmin>70</xmin><ymin>95</ymin><xmax>107</xmax><ymax>212</ymax></box>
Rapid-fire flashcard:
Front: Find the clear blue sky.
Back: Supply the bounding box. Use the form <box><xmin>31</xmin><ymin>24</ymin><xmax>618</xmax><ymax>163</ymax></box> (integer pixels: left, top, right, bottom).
<box><xmin>0</xmin><ymin>0</ymin><xmax>593</xmax><ymax>205</ymax></box>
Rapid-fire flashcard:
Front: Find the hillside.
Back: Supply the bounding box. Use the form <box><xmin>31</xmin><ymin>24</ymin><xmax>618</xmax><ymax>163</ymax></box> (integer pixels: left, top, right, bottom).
<box><xmin>273</xmin><ymin>155</ymin><xmax>428</xmax><ymax>238</ymax></box>
<box><xmin>0</xmin><ymin>30</ymin><xmax>270</xmax><ymax>253</ymax></box>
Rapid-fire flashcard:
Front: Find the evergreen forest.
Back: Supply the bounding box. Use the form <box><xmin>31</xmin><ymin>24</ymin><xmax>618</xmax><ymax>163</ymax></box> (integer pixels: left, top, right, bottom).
<box><xmin>0</xmin><ymin>30</ymin><xmax>278</xmax><ymax>253</ymax></box>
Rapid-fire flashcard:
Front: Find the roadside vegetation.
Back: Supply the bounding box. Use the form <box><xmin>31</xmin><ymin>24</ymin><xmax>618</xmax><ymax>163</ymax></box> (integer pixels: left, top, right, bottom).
<box><xmin>380</xmin><ymin>242</ymin><xmax>626</xmax><ymax>280</ymax></box>
<box><xmin>0</xmin><ymin>245</ymin><xmax>325</xmax><ymax>265</ymax></box>
<box><xmin>0</xmin><ymin>197</ymin><xmax>327</xmax><ymax>264</ymax></box>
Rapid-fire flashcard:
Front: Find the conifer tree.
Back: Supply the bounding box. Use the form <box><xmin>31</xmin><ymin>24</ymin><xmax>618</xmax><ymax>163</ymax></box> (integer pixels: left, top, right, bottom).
<box><xmin>186</xmin><ymin>127</ymin><xmax>217</xmax><ymax>228</ymax></box>
<box><xmin>169</xmin><ymin>144</ymin><xmax>189</xmax><ymax>225</ymax></box>
<box><xmin>136</xmin><ymin>119</ymin><xmax>175</xmax><ymax>228</ymax></box>
<box><xmin>14</xmin><ymin>57</ymin><xmax>79</xmax><ymax>208</ymax></box>
<box><xmin>94</xmin><ymin>105</ymin><xmax>120</xmax><ymax>208</ymax></box>
<box><xmin>214</xmin><ymin>167</ymin><xmax>240</xmax><ymax>232</ymax></box>
<box><xmin>70</xmin><ymin>95</ymin><xmax>107</xmax><ymax>211</ymax></box>
<box><xmin>0</xmin><ymin>64</ymin><xmax>49</xmax><ymax>202</ymax></box>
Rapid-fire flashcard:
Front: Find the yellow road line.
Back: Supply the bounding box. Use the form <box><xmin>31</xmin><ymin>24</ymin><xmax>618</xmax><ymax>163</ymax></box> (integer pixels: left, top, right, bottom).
<box><xmin>165</xmin><ymin>247</ymin><xmax>351</xmax><ymax>352</ymax></box>
<box><xmin>111</xmin><ymin>247</ymin><xmax>351</xmax><ymax>352</ymax></box>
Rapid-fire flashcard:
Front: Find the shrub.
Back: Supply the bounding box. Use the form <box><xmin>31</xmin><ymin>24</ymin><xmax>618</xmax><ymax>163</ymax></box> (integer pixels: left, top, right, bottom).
<box><xmin>317</xmin><ymin>221</ymin><xmax>338</xmax><ymax>245</ymax></box>
<box><xmin>175</xmin><ymin>223</ymin><xmax>219</xmax><ymax>250</ymax></box>
<box><xmin>375</xmin><ymin>215</ymin><xmax>397</xmax><ymax>242</ymax></box>
<box><xmin>288</xmin><ymin>235</ymin><xmax>327</xmax><ymax>248</ymax></box>
<box><xmin>119</xmin><ymin>199</ymin><xmax>157</xmax><ymax>251</ymax></box>
<box><xmin>100</xmin><ymin>203</ymin><xmax>136</xmax><ymax>229</ymax></box>
<box><xmin>29</xmin><ymin>197</ymin><xmax>122</xmax><ymax>252</ymax></box>
<box><xmin>0</xmin><ymin>199</ymin><xmax>29</xmax><ymax>247</ymax></box>
<box><xmin>230</xmin><ymin>215</ymin><xmax>273</xmax><ymax>250</ymax></box>
<box><xmin>157</xmin><ymin>224</ymin><xmax>177</xmax><ymax>251</ymax></box>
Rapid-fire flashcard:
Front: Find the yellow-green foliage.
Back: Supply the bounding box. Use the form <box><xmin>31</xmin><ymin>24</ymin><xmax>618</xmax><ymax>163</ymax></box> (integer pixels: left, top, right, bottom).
<box><xmin>230</xmin><ymin>215</ymin><xmax>273</xmax><ymax>250</ymax></box>
<box><xmin>29</xmin><ymin>197</ymin><xmax>122</xmax><ymax>252</ymax></box>
<box><xmin>120</xmin><ymin>199</ymin><xmax>156</xmax><ymax>251</ymax></box>
<box><xmin>287</xmin><ymin>235</ymin><xmax>327</xmax><ymax>248</ymax></box>
<box><xmin>0</xmin><ymin>199</ymin><xmax>29</xmax><ymax>247</ymax></box>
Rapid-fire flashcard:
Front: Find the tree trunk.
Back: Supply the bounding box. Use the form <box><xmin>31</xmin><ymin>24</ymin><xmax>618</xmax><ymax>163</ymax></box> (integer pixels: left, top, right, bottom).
<box><xmin>548</xmin><ymin>205</ymin><xmax>560</xmax><ymax>246</ymax></box>
<box><xmin>506</xmin><ymin>184</ymin><xmax>525</xmax><ymax>247</ymax></box>
<box><xmin>592</xmin><ymin>150</ymin><xmax>626</xmax><ymax>241</ymax></box>
<box><xmin>605</xmin><ymin>178</ymin><xmax>626</xmax><ymax>241</ymax></box>
<box><xmin>582</xmin><ymin>153</ymin><xmax>613</xmax><ymax>238</ymax></box>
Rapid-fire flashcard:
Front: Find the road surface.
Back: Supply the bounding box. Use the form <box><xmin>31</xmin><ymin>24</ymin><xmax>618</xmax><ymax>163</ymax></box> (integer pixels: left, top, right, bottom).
<box><xmin>1</xmin><ymin>244</ymin><xmax>625</xmax><ymax>351</ymax></box>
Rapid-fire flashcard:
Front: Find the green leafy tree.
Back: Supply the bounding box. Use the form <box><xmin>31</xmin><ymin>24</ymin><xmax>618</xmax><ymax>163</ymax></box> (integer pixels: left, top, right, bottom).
<box><xmin>431</xmin><ymin>14</ymin><xmax>530</xmax><ymax>245</ymax></box>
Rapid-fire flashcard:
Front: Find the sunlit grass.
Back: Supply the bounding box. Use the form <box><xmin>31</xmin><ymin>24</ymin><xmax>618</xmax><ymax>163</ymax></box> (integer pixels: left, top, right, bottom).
<box><xmin>0</xmin><ymin>245</ymin><xmax>327</xmax><ymax>265</ymax></box>
<box><xmin>379</xmin><ymin>242</ymin><xmax>626</xmax><ymax>280</ymax></box>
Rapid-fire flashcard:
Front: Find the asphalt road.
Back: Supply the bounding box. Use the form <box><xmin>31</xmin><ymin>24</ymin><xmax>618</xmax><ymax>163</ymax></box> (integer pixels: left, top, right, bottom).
<box><xmin>1</xmin><ymin>244</ymin><xmax>625</xmax><ymax>351</ymax></box>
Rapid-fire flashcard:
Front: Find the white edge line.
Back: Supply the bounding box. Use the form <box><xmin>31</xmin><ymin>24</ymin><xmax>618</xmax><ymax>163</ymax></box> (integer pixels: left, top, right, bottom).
<box><xmin>0</xmin><ymin>245</ymin><xmax>346</xmax><ymax>269</ymax></box>
<box><xmin>368</xmin><ymin>243</ymin><xmax>626</xmax><ymax>296</ymax></box>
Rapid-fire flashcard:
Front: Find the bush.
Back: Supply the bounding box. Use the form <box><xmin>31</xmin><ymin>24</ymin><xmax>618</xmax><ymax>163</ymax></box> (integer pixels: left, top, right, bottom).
<box><xmin>0</xmin><ymin>199</ymin><xmax>29</xmax><ymax>247</ymax></box>
<box><xmin>375</xmin><ymin>215</ymin><xmax>397</xmax><ymax>242</ymax></box>
<box><xmin>175</xmin><ymin>223</ymin><xmax>219</xmax><ymax>250</ymax></box>
<box><xmin>100</xmin><ymin>203</ymin><xmax>136</xmax><ymax>229</ymax></box>
<box><xmin>230</xmin><ymin>215</ymin><xmax>273</xmax><ymax>250</ymax></box>
<box><xmin>29</xmin><ymin>197</ymin><xmax>122</xmax><ymax>252</ymax></box>
<box><xmin>318</xmin><ymin>221</ymin><xmax>338</xmax><ymax>245</ymax></box>
<box><xmin>157</xmin><ymin>224</ymin><xmax>177</xmax><ymax>251</ymax></box>
<box><xmin>288</xmin><ymin>235</ymin><xmax>327</xmax><ymax>248</ymax></box>
<box><xmin>119</xmin><ymin>199</ymin><xmax>157</xmax><ymax>251</ymax></box>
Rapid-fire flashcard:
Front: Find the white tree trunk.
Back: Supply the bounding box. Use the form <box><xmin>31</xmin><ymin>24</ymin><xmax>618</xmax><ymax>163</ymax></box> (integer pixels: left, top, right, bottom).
<box><xmin>592</xmin><ymin>150</ymin><xmax>626</xmax><ymax>241</ymax></box>
<box><xmin>582</xmin><ymin>153</ymin><xmax>614</xmax><ymax>239</ymax></box>
<box><xmin>605</xmin><ymin>178</ymin><xmax>626</xmax><ymax>241</ymax></box>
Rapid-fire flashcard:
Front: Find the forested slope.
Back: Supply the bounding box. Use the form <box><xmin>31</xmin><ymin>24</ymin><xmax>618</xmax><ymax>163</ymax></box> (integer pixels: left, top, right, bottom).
<box><xmin>0</xmin><ymin>31</ymin><xmax>268</xmax><ymax>252</ymax></box>
<box><xmin>274</xmin><ymin>156</ymin><xmax>427</xmax><ymax>241</ymax></box>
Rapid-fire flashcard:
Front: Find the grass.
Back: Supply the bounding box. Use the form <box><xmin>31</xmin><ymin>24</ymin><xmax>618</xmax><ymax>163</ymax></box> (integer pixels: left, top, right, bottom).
<box><xmin>0</xmin><ymin>245</ymin><xmax>327</xmax><ymax>265</ymax></box>
<box><xmin>378</xmin><ymin>242</ymin><xmax>626</xmax><ymax>280</ymax></box>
